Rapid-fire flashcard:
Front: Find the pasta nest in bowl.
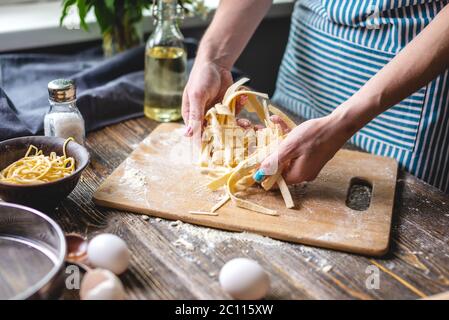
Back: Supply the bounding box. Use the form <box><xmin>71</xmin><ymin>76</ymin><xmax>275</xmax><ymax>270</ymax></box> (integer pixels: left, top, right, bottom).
<box><xmin>0</xmin><ymin>136</ymin><xmax>89</xmax><ymax>209</ymax></box>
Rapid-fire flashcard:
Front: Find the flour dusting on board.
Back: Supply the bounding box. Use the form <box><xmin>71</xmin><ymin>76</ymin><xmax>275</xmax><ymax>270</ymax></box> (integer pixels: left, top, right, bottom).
<box><xmin>117</xmin><ymin>159</ymin><xmax>149</xmax><ymax>203</ymax></box>
<box><xmin>144</xmin><ymin>127</ymin><xmax>197</xmax><ymax>167</ymax></box>
<box><xmin>146</xmin><ymin>127</ymin><xmax>184</xmax><ymax>147</ymax></box>
<box><xmin>119</xmin><ymin>160</ymin><xmax>147</xmax><ymax>189</ymax></box>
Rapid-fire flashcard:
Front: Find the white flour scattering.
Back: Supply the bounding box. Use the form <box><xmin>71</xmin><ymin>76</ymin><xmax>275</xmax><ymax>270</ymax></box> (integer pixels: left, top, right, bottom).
<box><xmin>150</xmin><ymin>218</ymin><xmax>332</xmax><ymax>272</ymax></box>
<box><xmin>119</xmin><ymin>160</ymin><xmax>147</xmax><ymax>190</ymax></box>
<box><xmin>321</xmin><ymin>265</ymin><xmax>333</xmax><ymax>273</ymax></box>
<box><xmin>385</xmin><ymin>261</ymin><xmax>396</xmax><ymax>270</ymax></box>
<box><xmin>173</xmin><ymin>237</ymin><xmax>195</xmax><ymax>251</ymax></box>
<box><xmin>147</xmin><ymin>128</ymin><xmax>185</xmax><ymax>147</ymax></box>
<box><xmin>165</xmin><ymin>219</ymin><xmax>285</xmax><ymax>255</ymax></box>
<box><xmin>117</xmin><ymin>160</ymin><xmax>149</xmax><ymax>202</ymax></box>
<box><xmin>317</xmin><ymin>232</ymin><xmax>334</xmax><ymax>241</ymax></box>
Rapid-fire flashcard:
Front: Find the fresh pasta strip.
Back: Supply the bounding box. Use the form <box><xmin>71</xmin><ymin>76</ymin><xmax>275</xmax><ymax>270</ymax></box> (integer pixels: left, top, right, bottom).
<box><xmin>277</xmin><ymin>177</ymin><xmax>295</xmax><ymax>209</ymax></box>
<box><xmin>222</xmin><ymin>90</ymin><xmax>269</xmax><ymax>108</ymax></box>
<box><xmin>226</xmin><ymin>160</ymin><xmax>278</xmax><ymax>216</ymax></box>
<box><xmin>261</xmin><ymin>170</ymin><xmax>282</xmax><ymax>191</ymax></box>
<box><xmin>207</xmin><ymin>172</ymin><xmax>232</xmax><ymax>191</ymax></box>
<box><xmin>198</xmin><ymin>78</ymin><xmax>296</xmax><ymax>215</ymax></box>
<box><xmin>188</xmin><ymin>211</ymin><xmax>219</xmax><ymax>216</ymax></box>
<box><xmin>0</xmin><ymin>138</ymin><xmax>76</xmax><ymax>185</ymax></box>
<box><xmin>210</xmin><ymin>194</ymin><xmax>230</xmax><ymax>213</ymax></box>
<box><xmin>222</xmin><ymin>77</ymin><xmax>252</xmax><ymax>102</ymax></box>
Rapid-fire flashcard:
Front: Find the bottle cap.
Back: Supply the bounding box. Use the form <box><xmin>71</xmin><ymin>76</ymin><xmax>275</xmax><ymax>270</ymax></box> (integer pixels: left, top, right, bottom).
<box><xmin>48</xmin><ymin>79</ymin><xmax>76</xmax><ymax>103</ymax></box>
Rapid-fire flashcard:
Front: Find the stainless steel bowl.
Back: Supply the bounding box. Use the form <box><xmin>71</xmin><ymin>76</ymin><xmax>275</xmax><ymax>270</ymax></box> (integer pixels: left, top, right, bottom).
<box><xmin>0</xmin><ymin>202</ymin><xmax>66</xmax><ymax>299</ymax></box>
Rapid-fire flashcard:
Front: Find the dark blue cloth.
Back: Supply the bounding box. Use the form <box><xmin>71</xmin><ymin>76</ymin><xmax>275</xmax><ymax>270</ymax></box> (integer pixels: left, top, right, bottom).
<box><xmin>0</xmin><ymin>39</ymin><xmax>237</xmax><ymax>141</ymax></box>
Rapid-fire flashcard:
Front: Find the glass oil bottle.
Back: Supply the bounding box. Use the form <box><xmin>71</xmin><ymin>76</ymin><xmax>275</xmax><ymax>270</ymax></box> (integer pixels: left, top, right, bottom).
<box><xmin>144</xmin><ymin>0</ymin><xmax>187</xmax><ymax>122</ymax></box>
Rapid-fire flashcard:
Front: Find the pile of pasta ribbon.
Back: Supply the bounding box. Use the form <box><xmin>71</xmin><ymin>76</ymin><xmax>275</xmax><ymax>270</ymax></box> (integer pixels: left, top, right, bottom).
<box><xmin>191</xmin><ymin>78</ymin><xmax>296</xmax><ymax>216</ymax></box>
<box><xmin>0</xmin><ymin>138</ymin><xmax>75</xmax><ymax>185</ymax></box>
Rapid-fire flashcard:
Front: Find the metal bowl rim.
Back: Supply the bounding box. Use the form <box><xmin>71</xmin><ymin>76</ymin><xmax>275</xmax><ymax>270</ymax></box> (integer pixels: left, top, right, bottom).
<box><xmin>0</xmin><ymin>202</ymin><xmax>67</xmax><ymax>300</ymax></box>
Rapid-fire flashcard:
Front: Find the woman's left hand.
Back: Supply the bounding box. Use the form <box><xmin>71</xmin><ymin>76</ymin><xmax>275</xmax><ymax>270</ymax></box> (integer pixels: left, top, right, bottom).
<box><xmin>256</xmin><ymin>113</ymin><xmax>353</xmax><ymax>185</ymax></box>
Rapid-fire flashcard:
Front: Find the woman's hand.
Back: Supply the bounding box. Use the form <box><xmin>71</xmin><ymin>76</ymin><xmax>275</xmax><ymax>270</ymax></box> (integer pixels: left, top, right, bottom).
<box><xmin>256</xmin><ymin>113</ymin><xmax>353</xmax><ymax>185</ymax></box>
<box><xmin>182</xmin><ymin>61</ymin><xmax>249</xmax><ymax>136</ymax></box>
<box><xmin>180</xmin><ymin>0</ymin><xmax>274</xmax><ymax>137</ymax></box>
<box><xmin>182</xmin><ymin>61</ymin><xmax>234</xmax><ymax>136</ymax></box>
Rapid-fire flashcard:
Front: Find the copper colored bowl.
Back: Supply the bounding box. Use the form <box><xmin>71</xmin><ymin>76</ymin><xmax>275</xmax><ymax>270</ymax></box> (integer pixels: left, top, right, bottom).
<box><xmin>0</xmin><ymin>136</ymin><xmax>89</xmax><ymax>209</ymax></box>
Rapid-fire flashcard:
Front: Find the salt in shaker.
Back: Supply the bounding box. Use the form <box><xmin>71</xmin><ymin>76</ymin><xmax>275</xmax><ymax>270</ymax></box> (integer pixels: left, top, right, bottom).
<box><xmin>44</xmin><ymin>79</ymin><xmax>85</xmax><ymax>144</ymax></box>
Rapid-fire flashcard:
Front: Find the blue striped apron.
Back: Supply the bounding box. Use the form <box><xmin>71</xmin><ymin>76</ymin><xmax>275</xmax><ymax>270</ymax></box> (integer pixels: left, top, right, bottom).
<box><xmin>273</xmin><ymin>0</ymin><xmax>449</xmax><ymax>193</ymax></box>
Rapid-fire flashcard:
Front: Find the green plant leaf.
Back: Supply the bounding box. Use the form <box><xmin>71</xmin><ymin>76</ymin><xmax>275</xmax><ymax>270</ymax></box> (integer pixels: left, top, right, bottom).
<box><xmin>105</xmin><ymin>0</ymin><xmax>115</xmax><ymax>11</ymax></box>
<box><xmin>61</xmin><ymin>0</ymin><xmax>209</xmax><ymax>36</ymax></box>
<box><xmin>59</xmin><ymin>0</ymin><xmax>77</xmax><ymax>26</ymax></box>
<box><xmin>94</xmin><ymin>2</ymin><xmax>114</xmax><ymax>34</ymax></box>
<box><xmin>77</xmin><ymin>0</ymin><xmax>92</xmax><ymax>31</ymax></box>
<box><xmin>124</xmin><ymin>1</ymin><xmax>143</xmax><ymax>25</ymax></box>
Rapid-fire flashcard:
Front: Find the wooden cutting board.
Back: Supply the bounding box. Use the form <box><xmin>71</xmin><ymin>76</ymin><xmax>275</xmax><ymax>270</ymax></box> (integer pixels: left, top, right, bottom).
<box><xmin>93</xmin><ymin>123</ymin><xmax>398</xmax><ymax>256</ymax></box>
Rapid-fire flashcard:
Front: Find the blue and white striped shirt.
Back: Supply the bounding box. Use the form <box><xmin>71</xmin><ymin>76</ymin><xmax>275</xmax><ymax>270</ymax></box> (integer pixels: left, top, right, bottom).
<box><xmin>273</xmin><ymin>0</ymin><xmax>449</xmax><ymax>193</ymax></box>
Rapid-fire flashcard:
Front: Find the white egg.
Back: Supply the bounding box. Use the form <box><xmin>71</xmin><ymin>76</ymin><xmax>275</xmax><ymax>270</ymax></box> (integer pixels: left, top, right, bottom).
<box><xmin>87</xmin><ymin>233</ymin><xmax>130</xmax><ymax>274</ymax></box>
<box><xmin>80</xmin><ymin>269</ymin><xmax>126</xmax><ymax>300</ymax></box>
<box><xmin>219</xmin><ymin>258</ymin><xmax>270</xmax><ymax>300</ymax></box>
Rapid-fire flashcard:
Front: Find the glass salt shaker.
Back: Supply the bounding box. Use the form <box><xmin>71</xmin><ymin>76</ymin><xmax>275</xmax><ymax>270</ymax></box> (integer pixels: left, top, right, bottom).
<box><xmin>44</xmin><ymin>79</ymin><xmax>85</xmax><ymax>144</ymax></box>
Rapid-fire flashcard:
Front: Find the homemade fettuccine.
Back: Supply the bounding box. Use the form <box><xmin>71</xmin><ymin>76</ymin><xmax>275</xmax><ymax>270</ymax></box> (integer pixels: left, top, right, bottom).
<box><xmin>191</xmin><ymin>78</ymin><xmax>296</xmax><ymax>216</ymax></box>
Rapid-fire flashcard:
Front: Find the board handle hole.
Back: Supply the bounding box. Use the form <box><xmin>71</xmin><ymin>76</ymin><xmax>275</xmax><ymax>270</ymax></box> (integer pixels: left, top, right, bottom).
<box><xmin>346</xmin><ymin>177</ymin><xmax>372</xmax><ymax>211</ymax></box>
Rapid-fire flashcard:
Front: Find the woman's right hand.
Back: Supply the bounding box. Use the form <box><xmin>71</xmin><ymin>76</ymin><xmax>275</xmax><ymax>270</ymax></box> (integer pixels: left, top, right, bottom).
<box><xmin>256</xmin><ymin>113</ymin><xmax>355</xmax><ymax>185</ymax></box>
<box><xmin>180</xmin><ymin>0</ymin><xmax>274</xmax><ymax>136</ymax></box>
<box><xmin>182</xmin><ymin>61</ymin><xmax>234</xmax><ymax>136</ymax></box>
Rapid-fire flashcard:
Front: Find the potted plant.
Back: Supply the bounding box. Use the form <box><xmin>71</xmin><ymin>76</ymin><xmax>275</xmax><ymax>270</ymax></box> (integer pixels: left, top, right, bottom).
<box><xmin>60</xmin><ymin>0</ymin><xmax>208</xmax><ymax>57</ymax></box>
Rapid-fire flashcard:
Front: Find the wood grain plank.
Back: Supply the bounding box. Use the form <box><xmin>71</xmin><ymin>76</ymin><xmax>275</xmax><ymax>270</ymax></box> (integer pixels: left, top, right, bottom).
<box><xmin>51</xmin><ymin>116</ymin><xmax>448</xmax><ymax>300</ymax></box>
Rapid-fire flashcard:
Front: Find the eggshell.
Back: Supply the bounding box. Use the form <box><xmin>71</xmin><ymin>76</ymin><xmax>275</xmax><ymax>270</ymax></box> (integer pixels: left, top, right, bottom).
<box><xmin>80</xmin><ymin>269</ymin><xmax>125</xmax><ymax>300</ymax></box>
<box><xmin>87</xmin><ymin>233</ymin><xmax>130</xmax><ymax>274</ymax></box>
<box><xmin>219</xmin><ymin>258</ymin><xmax>270</xmax><ymax>300</ymax></box>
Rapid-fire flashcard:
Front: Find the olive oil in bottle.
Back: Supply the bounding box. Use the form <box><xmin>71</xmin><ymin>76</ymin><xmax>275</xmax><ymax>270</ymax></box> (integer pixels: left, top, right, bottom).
<box><xmin>144</xmin><ymin>0</ymin><xmax>186</xmax><ymax>122</ymax></box>
<box><xmin>144</xmin><ymin>46</ymin><xmax>186</xmax><ymax>122</ymax></box>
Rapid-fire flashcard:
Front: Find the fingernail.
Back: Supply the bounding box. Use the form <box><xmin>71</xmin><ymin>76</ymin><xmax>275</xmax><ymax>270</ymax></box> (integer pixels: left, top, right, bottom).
<box><xmin>184</xmin><ymin>125</ymin><xmax>192</xmax><ymax>137</ymax></box>
<box><xmin>253</xmin><ymin>169</ymin><xmax>265</xmax><ymax>183</ymax></box>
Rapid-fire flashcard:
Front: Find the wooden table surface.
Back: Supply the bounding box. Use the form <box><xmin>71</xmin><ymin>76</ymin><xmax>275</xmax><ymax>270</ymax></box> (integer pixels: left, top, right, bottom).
<box><xmin>55</xmin><ymin>114</ymin><xmax>449</xmax><ymax>300</ymax></box>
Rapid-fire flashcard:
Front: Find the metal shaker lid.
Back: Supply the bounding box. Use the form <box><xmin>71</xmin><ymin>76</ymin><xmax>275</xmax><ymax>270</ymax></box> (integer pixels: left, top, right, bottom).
<box><xmin>48</xmin><ymin>79</ymin><xmax>76</xmax><ymax>102</ymax></box>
